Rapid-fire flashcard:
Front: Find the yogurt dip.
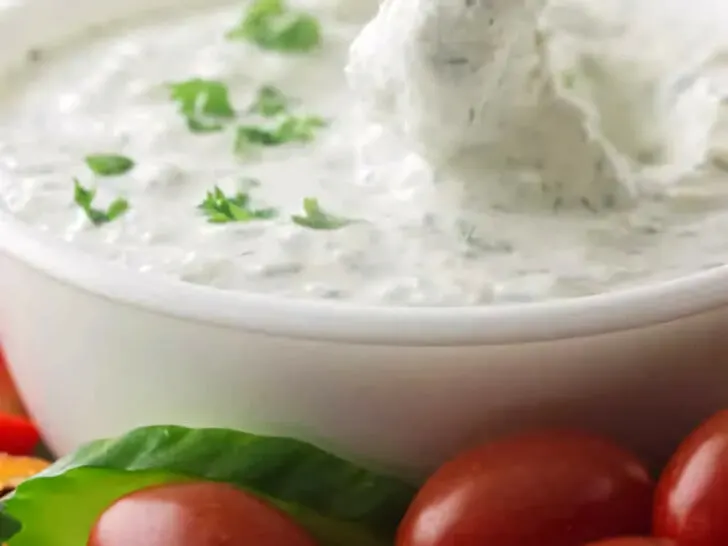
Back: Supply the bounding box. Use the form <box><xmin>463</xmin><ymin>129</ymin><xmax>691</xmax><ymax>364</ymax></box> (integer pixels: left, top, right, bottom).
<box><xmin>2</xmin><ymin>0</ymin><xmax>728</xmax><ymax>306</ymax></box>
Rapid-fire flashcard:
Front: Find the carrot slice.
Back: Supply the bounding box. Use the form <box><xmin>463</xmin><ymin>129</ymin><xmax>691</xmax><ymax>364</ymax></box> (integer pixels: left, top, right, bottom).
<box><xmin>0</xmin><ymin>453</ymin><xmax>49</xmax><ymax>492</ymax></box>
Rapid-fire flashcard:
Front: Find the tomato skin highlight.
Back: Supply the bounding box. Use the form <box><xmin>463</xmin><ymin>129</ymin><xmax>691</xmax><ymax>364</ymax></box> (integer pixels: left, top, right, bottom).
<box><xmin>654</xmin><ymin>409</ymin><xmax>728</xmax><ymax>546</ymax></box>
<box><xmin>88</xmin><ymin>481</ymin><xmax>320</xmax><ymax>546</ymax></box>
<box><xmin>397</xmin><ymin>430</ymin><xmax>654</xmax><ymax>546</ymax></box>
<box><xmin>584</xmin><ymin>538</ymin><xmax>675</xmax><ymax>546</ymax></box>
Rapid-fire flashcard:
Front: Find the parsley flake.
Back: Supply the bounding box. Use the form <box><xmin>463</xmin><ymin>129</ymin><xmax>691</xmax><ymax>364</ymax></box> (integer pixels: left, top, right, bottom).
<box><xmin>235</xmin><ymin>125</ymin><xmax>280</xmax><ymax>151</ymax></box>
<box><xmin>169</xmin><ymin>79</ymin><xmax>236</xmax><ymax>133</ymax></box>
<box><xmin>198</xmin><ymin>186</ymin><xmax>277</xmax><ymax>223</ymax></box>
<box><xmin>85</xmin><ymin>154</ymin><xmax>135</xmax><ymax>176</ymax></box>
<box><xmin>292</xmin><ymin>197</ymin><xmax>353</xmax><ymax>230</ymax></box>
<box><xmin>73</xmin><ymin>179</ymin><xmax>129</xmax><ymax>226</ymax></box>
<box><xmin>227</xmin><ymin>0</ymin><xmax>321</xmax><ymax>53</ymax></box>
<box><xmin>250</xmin><ymin>85</ymin><xmax>289</xmax><ymax>117</ymax></box>
<box><xmin>234</xmin><ymin>115</ymin><xmax>326</xmax><ymax>154</ymax></box>
<box><xmin>276</xmin><ymin>115</ymin><xmax>326</xmax><ymax>142</ymax></box>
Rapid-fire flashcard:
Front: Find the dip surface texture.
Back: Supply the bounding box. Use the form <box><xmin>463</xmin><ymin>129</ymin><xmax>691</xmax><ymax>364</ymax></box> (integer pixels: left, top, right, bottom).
<box><xmin>3</xmin><ymin>1</ymin><xmax>728</xmax><ymax>306</ymax></box>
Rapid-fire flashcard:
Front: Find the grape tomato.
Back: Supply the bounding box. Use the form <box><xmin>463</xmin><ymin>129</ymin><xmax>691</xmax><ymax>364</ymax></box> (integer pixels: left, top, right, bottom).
<box><xmin>584</xmin><ymin>538</ymin><xmax>675</xmax><ymax>546</ymax></box>
<box><xmin>397</xmin><ymin>430</ymin><xmax>654</xmax><ymax>546</ymax></box>
<box><xmin>654</xmin><ymin>409</ymin><xmax>728</xmax><ymax>546</ymax></box>
<box><xmin>88</xmin><ymin>481</ymin><xmax>319</xmax><ymax>546</ymax></box>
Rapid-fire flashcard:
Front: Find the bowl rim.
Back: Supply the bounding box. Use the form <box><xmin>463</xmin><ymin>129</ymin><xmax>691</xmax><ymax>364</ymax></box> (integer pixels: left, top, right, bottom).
<box><xmin>3</xmin><ymin>210</ymin><xmax>728</xmax><ymax>346</ymax></box>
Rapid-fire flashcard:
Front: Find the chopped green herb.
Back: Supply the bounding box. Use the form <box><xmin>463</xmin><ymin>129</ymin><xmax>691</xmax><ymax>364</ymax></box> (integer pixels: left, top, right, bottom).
<box><xmin>250</xmin><ymin>85</ymin><xmax>289</xmax><ymax>117</ymax></box>
<box><xmin>227</xmin><ymin>0</ymin><xmax>321</xmax><ymax>53</ymax></box>
<box><xmin>234</xmin><ymin>115</ymin><xmax>326</xmax><ymax>154</ymax></box>
<box><xmin>186</xmin><ymin>117</ymin><xmax>225</xmax><ymax>133</ymax></box>
<box><xmin>85</xmin><ymin>154</ymin><xmax>135</xmax><ymax>176</ymax></box>
<box><xmin>276</xmin><ymin>115</ymin><xmax>326</xmax><ymax>142</ymax></box>
<box><xmin>73</xmin><ymin>179</ymin><xmax>129</xmax><ymax>226</ymax></box>
<box><xmin>292</xmin><ymin>197</ymin><xmax>353</xmax><ymax>230</ymax></box>
<box><xmin>169</xmin><ymin>79</ymin><xmax>236</xmax><ymax>132</ymax></box>
<box><xmin>198</xmin><ymin>186</ymin><xmax>277</xmax><ymax>223</ymax></box>
<box><xmin>235</xmin><ymin>125</ymin><xmax>281</xmax><ymax>152</ymax></box>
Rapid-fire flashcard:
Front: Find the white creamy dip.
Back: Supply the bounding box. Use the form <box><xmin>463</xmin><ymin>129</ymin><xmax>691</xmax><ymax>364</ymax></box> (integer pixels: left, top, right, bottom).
<box><xmin>347</xmin><ymin>0</ymin><xmax>728</xmax><ymax>208</ymax></box>
<box><xmin>3</xmin><ymin>0</ymin><xmax>728</xmax><ymax>306</ymax></box>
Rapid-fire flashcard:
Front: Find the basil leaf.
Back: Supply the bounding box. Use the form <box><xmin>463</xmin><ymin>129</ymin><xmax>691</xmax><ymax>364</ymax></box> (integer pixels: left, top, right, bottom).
<box><xmin>4</xmin><ymin>468</ymin><xmax>191</xmax><ymax>546</ymax></box>
<box><xmin>198</xmin><ymin>186</ymin><xmax>277</xmax><ymax>223</ymax></box>
<box><xmin>12</xmin><ymin>426</ymin><xmax>416</xmax><ymax>546</ymax></box>
<box><xmin>85</xmin><ymin>154</ymin><xmax>135</xmax><ymax>176</ymax></box>
<box><xmin>227</xmin><ymin>0</ymin><xmax>321</xmax><ymax>53</ymax></box>
<box><xmin>292</xmin><ymin>197</ymin><xmax>354</xmax><ymax>230</ymax></box>
<box><xmin>169</xmin><ymin>79</ymin><xmax>236</xmax><ymax>132</ymax></box>
<box><xmin>73</xmin><ymin>179</ymin><xmax>129</xmax><ymax>226</ymax></box>
<box><xmin>0</xmin><ymin>509</ymin><xmax>21</xmax><ymax>542</ymax></box>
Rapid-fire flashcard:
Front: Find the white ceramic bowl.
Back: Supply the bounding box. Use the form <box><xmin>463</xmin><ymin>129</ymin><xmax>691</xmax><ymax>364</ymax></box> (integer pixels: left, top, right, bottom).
<box><xmin>2</xmin><ymin>0</ymin><xmax>728</xmax><ymax>478</ymax></box>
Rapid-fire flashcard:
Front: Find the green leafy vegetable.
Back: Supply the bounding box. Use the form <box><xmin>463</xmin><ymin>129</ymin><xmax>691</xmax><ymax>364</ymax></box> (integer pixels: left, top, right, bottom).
<box><xmin>292</xmin><ymin>198</ymin><xmax>354</xmax><ymax>230</ymax></box>
<box><xmin>0</xmin><ymin>510</ymin><xmax>21</xmax><ymax>542</ymax></box>
<box><xmin>250</xmin><ymin>85</ymin><xmax>290</xmax><ymax>117</ymax></box>
<box><xmin>73</xmin><ymin>179</ymin><xmax>129</xmax><ymax>226</ymax></box>
<box><xmin>2</xmin><ymin>426</ymin><xmax>417</xmax><ymax>546</ymax></box>
<box><xmin>85</xmin><ymin>154</ymin><xmax>135</xmax><ymax>176</ymax></box>
<box><xmin>227</xmin><ymin>0</ymin><xmax>321</xmax><ymax>53</ymax></box>
<box><xmin>169</xmin><ymin>79</ymin><xmax>236</xmax><ymax>133</ymax></box>
<box><xmin>2</xmin><ymin>468</ymin><xmax>191</xmax><ymax>546</ymax></box>
<box><xmin>235</xmin><ymin>115</ymin><xmax>326</xmax><ymax>154</ymax></box>
<box><xmin>198</xmin><ymin>186</ymin><xmax>277</xmax><ymax>223</ymax></box>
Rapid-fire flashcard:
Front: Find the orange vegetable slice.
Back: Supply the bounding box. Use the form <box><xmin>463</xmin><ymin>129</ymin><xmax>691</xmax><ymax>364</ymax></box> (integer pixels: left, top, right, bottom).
<box><xmin>0</xmin><ymin>453</ymin><xmax>49</xmax><ymax>493</ymax></box>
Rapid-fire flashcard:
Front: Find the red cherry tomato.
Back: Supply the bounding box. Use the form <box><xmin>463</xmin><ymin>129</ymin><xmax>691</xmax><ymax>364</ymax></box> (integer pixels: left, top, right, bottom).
<box><xmin>88</xmin><ymin>481</ymin><xmax>319</xmax><ymax>546</ymax></box>
<box><xmin>584</xmin><ymin>538</ymin><xmax>675</xmax><ymax>546</ymax></box>
<box><xmin>397</xmin><ymin>430</ymin><xmax>654</xmax><ymax>546</ymax></box>
<box><xmin>654</xmin><ymin>409</ymin><xmax>728</xmax><ymax>546</ymax></box>
<box><xmin>0</xmin><ymin>413</ymin><xmax>40</xmax><ymax>456</ymax></box>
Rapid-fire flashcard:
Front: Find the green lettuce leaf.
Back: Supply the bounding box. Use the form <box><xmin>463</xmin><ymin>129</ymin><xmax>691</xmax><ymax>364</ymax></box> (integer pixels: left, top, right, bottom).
<box><xmin>2</xmin><ymin>426</ymin><xmax>417</xmax><ymax>546</ymax></box>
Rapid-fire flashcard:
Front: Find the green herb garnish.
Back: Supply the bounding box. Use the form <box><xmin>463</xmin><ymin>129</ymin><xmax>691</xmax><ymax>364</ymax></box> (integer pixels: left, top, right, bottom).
<box><xmin>250</xmin><ymin>85</ymin><xmax>289</xmax><ymax>117</ymax></box>
<box><xmin>227</xmin><ymin>0</ymin><xmax>321</xmax><ymax>53</ymax></box>
<box><xmin>198</xmin><ymin>186</ymin><xmax>276</xmax><ymax>223</ymax></box>
<box><xmin>169</xmin><ymin>79</ymin><xmax>236</xmax><ymax>133</ymax></box>
<box><xmin>235</xmin><ymin>115</ymin><xmax>326</xmax><ymax>154</ymax></box>
<box><xmin>276</xmin><ymin>115</ymin><xmax>326</xmax><ymax>142</ymax></box>
<box><xmin>85</xmin><ymin>154</ymin><xmax>135</xmax><ymax>176</ymax></box>
<box><xmin>235</xmin><ymin>125</ymin><xmax>281</xmax><ymax>151</ymax></box>
<box><xmin>73</xmin><ymin>179</ymin><xmax>129</xmax><ymax>226</ymax></box>
<box><xmin>292</xmin><ymin>197</ymin><xmax>353</xmax><ymax>230</ymax></box>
